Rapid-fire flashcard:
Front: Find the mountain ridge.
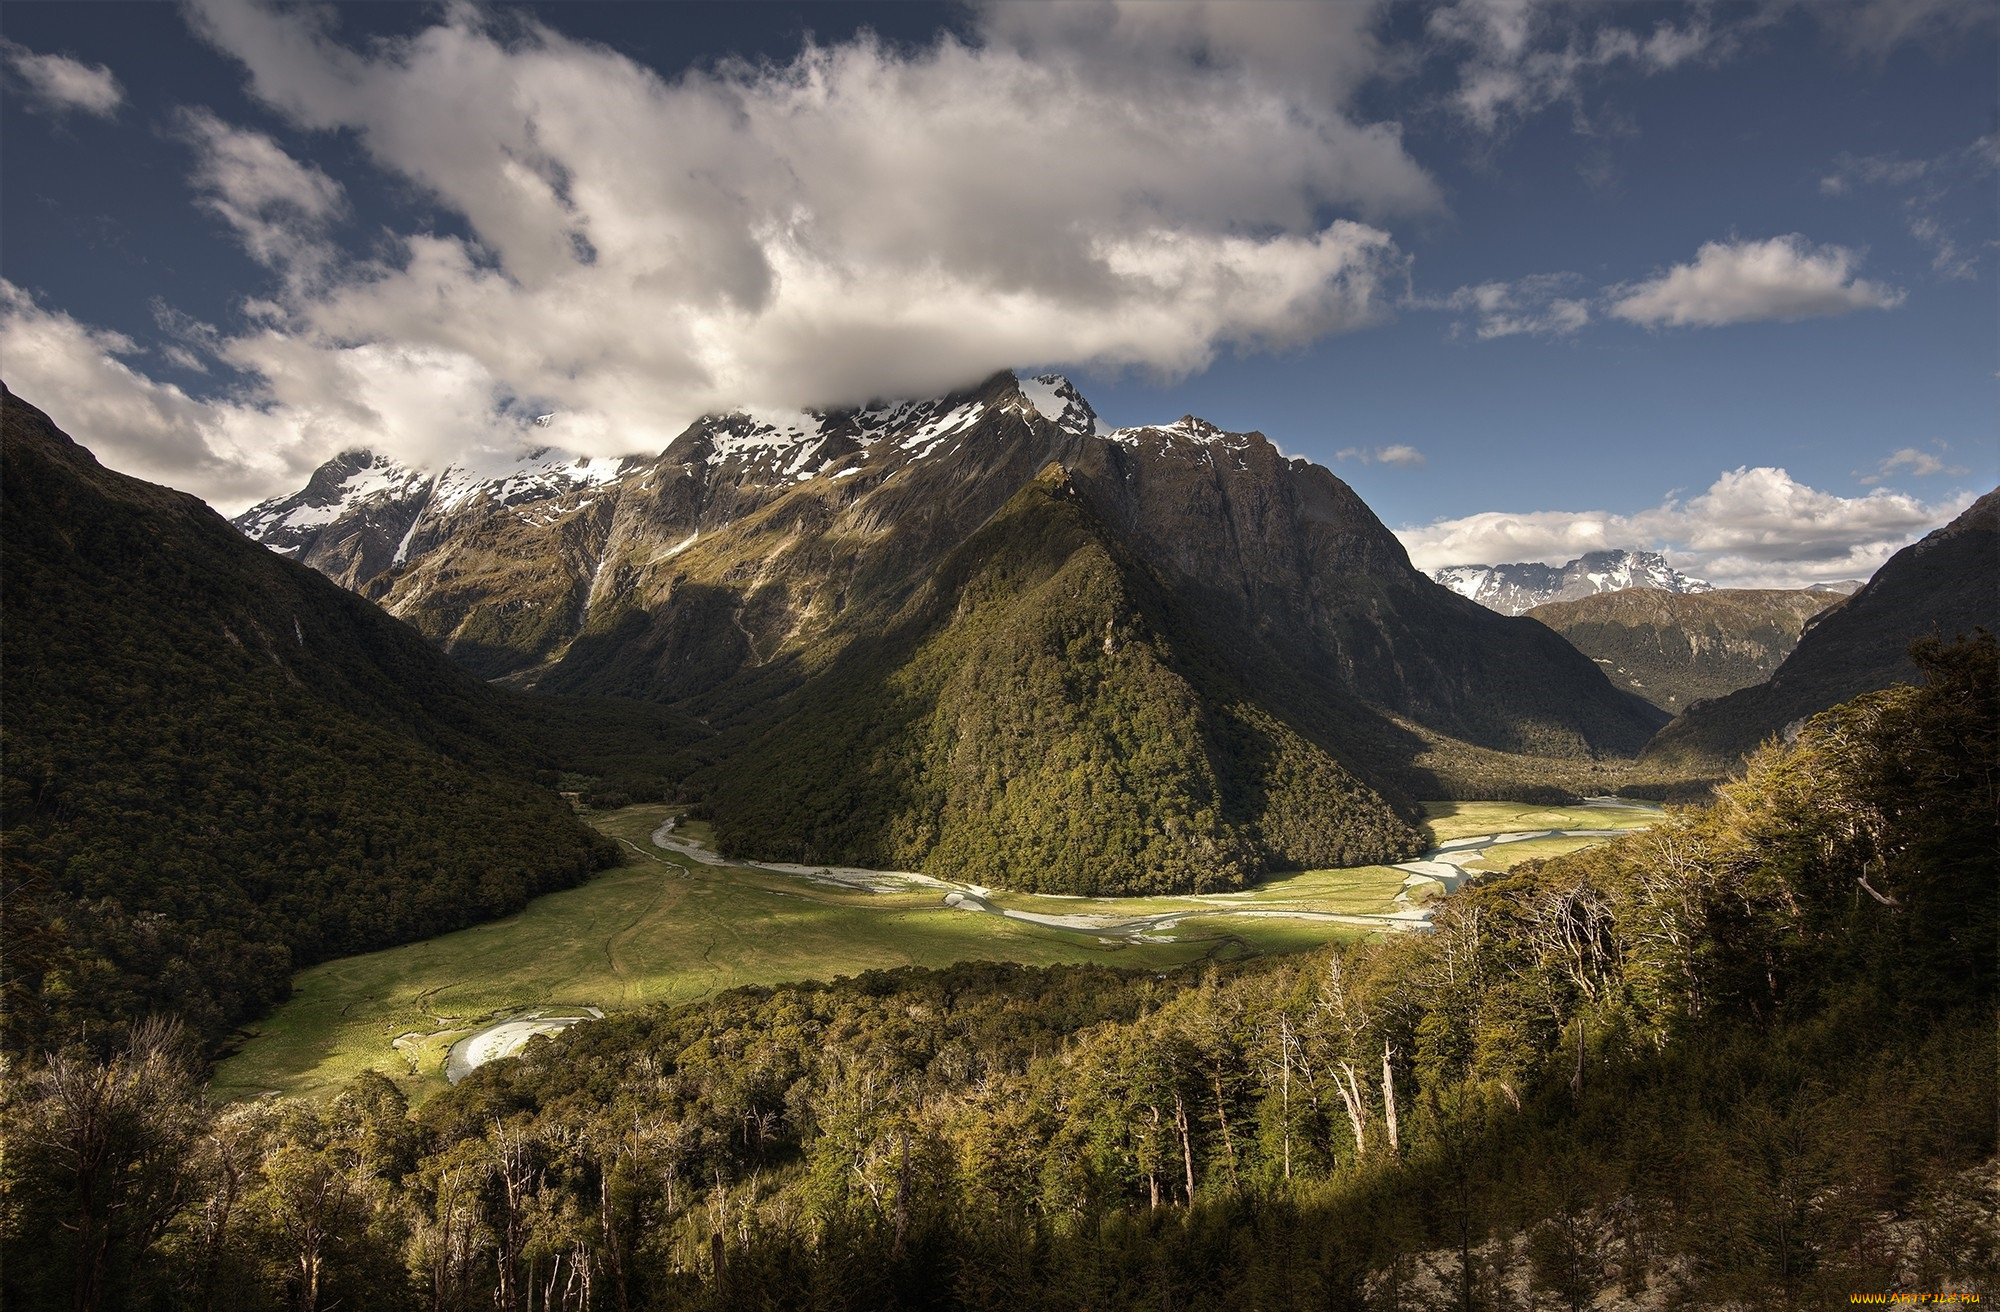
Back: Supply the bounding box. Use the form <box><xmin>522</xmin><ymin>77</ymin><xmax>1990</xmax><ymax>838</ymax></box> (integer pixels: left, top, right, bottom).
<box><xmin>1527</xmin><ymin>587</ymin><xmax>1840</xmax><ymax>713</ymax></box>
<box><xmin>234</xmin><ymin>369</ymin><xmax>1668</xmax><ymax>889</ymax></box>
<box><xmin>1641</xmin><ymin>486</ymin><xmax>1999</xmax><ymax>773</ymax></box>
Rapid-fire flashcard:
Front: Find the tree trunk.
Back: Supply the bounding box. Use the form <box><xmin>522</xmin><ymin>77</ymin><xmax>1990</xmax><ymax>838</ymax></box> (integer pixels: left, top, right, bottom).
<box><xmin>891</xmin><ymin>1123</ymin><xmax>911</xmax><ymax>1260</ymax></box>
<box><xmin>1381</xmin><ymin>1043</ymin><xmax>1400</xmax><ymax>1157</ymax></box>
<box><xmin>1334</xmin><ymin>1061</ymin><xmax>1368</xmax><ymax>1162</ymax></box>
<box><xmin>600</xmin><ymin>1169</ymin><xmax>632</xmax><ymax>1312</ymax></box>
<box><xmin>1211</xmin><ymin>1067</ymin><xmax>1239</xmax><ymax>1189</ymax></box>
<box><xmin>1173</xmin><ymin>1092</ymin><xmax>1196</xmax><ymax>1202</ymax></box>
<box><xmin>1279</xmin><ymin>1028</ymin><xmax>1293</xmax><ymax>1182</ymax></box>
<box><xmin>1147</xmin><ymin>1105</ymin><xmax>1161</xmax><ymax>1209</ymax></box>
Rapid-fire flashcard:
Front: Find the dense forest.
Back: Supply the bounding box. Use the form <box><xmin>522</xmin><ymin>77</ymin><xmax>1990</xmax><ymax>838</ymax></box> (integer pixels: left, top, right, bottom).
<box><xmin>5</xmin><ymin>634</ymin><xmax>1991</xmax><ymax>1310</ymax></box>
<box><xmin>0</xmin><ymin>388</ymin><xmax>697</xmax><ymax>1057</ymax></box>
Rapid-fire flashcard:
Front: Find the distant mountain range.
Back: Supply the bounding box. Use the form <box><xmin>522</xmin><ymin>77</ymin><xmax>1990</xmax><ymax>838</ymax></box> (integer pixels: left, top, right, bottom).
<box><xmin>236</xmin><ymin>370</ymin><xmax>1666</xmax><ymax>892</ymax></box>
<box><xmin>1433</xmin><ymin>550</ymin><xmax>1711</xmax><ymax>615</ymax></box>
<box><xmin>1527</xmin><ymin>588</ymin><xmax>1841</xmax><ymax>713</ymax></box>
<box><xmin>1642</xmin><ymin>487</ymin><xmax>1999</xmax><ymax>774</ymax></box>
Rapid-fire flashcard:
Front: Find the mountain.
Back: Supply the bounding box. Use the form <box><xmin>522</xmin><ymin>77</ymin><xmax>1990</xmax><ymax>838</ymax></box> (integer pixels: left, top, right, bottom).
<box><xmin>1641</xmin><ymin>487</ymin><xmax>2000</xmax><ymax>774</ymax></box>
<box><xmin>0</xmin><ymin>384</ymin><xmax>642</xmax><ymax>1055</ymax></box>
<box><xmin>237</xmin><ymin>371</ymin><xmax>1668</xmax><ymax>892</ymax></box>
<box><xmin>1526</xmin><ymin>587</ymin><xmax>1840</xmax><ymax>713</ymax></box>
<box><xmin>1433</xmin><ymin>550</ymin><xmax>1712</xmax><ymax>615</ymax></box>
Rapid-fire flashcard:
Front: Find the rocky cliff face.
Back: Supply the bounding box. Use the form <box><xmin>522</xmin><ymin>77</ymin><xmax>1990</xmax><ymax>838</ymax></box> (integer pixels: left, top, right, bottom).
<box><xmin>237</xmin><ymin>371</ymin><xmax>1668</xmax><ymax>887</ymax></box>
<box><xmin>1435</xmin><ymin>550</ymin><xmax>1711</xmax><ymax>615</ymax></box>
<box><xmin>1527</xmin><ymin>588</ymin><xmax>1839</xmax><ymax>713</ymax></box>
<box><xmin>1641</xmin><ymin>488</ymin><xmax>2000</xmax><ymax>774</ymax></box>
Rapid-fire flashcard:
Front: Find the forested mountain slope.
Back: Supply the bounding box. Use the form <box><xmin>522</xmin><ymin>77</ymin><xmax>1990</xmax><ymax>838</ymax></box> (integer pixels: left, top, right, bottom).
<box><xmin>1643</xmin><ymin>487</ymin><xmax>1999</xmax><ymax>773</ymax></box>
<box><xmin>700</xmin><ymin>463</ymin><xmax>1426</xmax><ymax>890</ymax></box>
<box><xmin>1527</xmin><ymin>586</ymin><xmax>1837</xmax><ymax>712</ymax></box>
<box><xmin>0</xmin><ymin>386</ymin><xmax>634</xmax><ymax>1056</ymax></box>
<box><xmin>7</xmin><ymin>635</ymin><xmax>1990</xmax><ymax>1311</ymax></box>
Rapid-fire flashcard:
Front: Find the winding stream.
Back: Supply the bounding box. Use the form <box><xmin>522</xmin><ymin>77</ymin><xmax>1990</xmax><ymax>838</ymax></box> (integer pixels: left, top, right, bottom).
<box><xmin>445</xmin><ymin>802</ymin><xmax>1660</xmax><ymax>1081</ymax></box>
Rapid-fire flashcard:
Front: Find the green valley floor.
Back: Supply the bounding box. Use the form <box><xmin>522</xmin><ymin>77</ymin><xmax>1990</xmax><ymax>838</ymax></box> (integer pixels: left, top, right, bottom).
<box><xmin>211</xmin><ymin>799</ymin><xmax>1660</xmax><ymax>1103</ymax></box>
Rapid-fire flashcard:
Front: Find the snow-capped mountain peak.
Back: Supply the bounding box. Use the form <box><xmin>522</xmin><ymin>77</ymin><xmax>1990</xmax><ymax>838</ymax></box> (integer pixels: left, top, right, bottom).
<box><xmin>235</xmin><ymin>369</ymin><xmax>1304</xmax><ymax>594</ymax></box>
<box><xmin>1433</xmin><ymin>550</ymin><xmax>1711</xmax><ymax>615</ymax></box>
<box><xmin>1016</xmin><ymin>373</ymin><xmax>1105</xmax><ymax>438</ymax></box>
<box><xmin>232</xmin><ymin>450</ymin><xmax>432</xmax><ymax>555</ymax></box>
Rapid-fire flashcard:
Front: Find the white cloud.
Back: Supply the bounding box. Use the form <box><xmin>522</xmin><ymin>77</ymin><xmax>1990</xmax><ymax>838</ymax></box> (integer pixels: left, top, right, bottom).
<box><xmin>1397</xmin><ymin>466</ymin><xmax>1975</xmax><ymax>588</ymax></box>
<box><xmin>1426</xmin><ymin>0</ymin><xmax>1720</xmax><ymax>132</ymax></box>
<box><xmin>178</xmin><ymin>109</ymin><xmax>346</xmax><ymax>281</ymax></box>
<box><xmin>1337</xmin><ymin>444</ymin><xmax>1426</xmax><ymax>467</ymax></box>
<box><xmin>1857</xmin><ymin>446</ymin><xmax>1967</xmax><ymax>485</ymax></box>
<box><xmin>67</xmin><ymin>0</ymin><xmax>1439</xmax><ymax>497</ymax></box>
<box><xmin>1608</xmin><ymin>236</ymin><xmax>1903</xmax><ymax>328</ymax></box>
<box><xmin>1</xmin><ymin>39</ymin><xmax>123</xmax><ymax>117</ymax></box>
<box><xmin>1420</xmin><ymin>272</ymin><xmax>1589</xmax><ymax>339</ymax></box>
<box><xmin>1</xmin><ymin>281</ymin><xmax>306</xmax><ymax>504</ymax></box>
<box><xmin>1426</xmin><ymin>0</ymin><xmax>1992</xmax><ymax>136</ymax></box>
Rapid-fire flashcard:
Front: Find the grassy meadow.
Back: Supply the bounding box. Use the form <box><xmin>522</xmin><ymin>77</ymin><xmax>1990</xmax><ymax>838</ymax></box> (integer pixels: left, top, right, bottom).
<box><xmin>211</xmin><ymin>799</ymin><xmax>1662</xmax><ymax>1104</ymax></box>
<box><xmin>1420</xmin><ymin>798</ymin><xmax>1662</xmax><ymax>843</ymax></box>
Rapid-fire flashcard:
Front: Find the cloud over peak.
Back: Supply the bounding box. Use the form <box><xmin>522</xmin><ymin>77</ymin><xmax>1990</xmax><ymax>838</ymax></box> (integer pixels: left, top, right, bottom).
<box><xmin>116</xmin><ymin>0</ymin><xmax>1435</xmax><ymax>485</ymax></box>
<box><xmin>0</xmin><ymin>0</ymin><xmax>1452</xmax><ymax>508</ymax></box>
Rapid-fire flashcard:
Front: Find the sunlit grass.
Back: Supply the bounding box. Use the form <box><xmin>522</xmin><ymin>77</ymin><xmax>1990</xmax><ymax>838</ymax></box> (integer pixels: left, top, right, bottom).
<box><xmin>1421</xmin><ymin>799</ymin><xmax>1662</xmax><ymax>844</ymax></box>
<box><xmin>213</xmin><ymin>799</ymin><xmax>1658</xmax><ymax>1105</ymax></box>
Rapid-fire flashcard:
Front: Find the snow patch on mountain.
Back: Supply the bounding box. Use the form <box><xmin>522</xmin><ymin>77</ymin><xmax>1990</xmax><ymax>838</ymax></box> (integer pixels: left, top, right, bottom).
<box><xmin>432</xmin><ymin>449</ymin><xmax>637</xmax><ymax>513</ymax></box>
<box><xmin>1108</xmin><ymin>414</ymin><xmax>1255</xmax><ymax>453</ymax></box>
<box><xmin>232</xmin><ymin>451</ymin><xmax>433</xmax><ymax>552</ymax></box>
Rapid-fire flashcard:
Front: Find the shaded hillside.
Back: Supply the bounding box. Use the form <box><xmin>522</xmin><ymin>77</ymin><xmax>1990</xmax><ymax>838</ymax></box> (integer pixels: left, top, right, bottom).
<box><xmin>1528</xmin><ymin>587</ymin><xmax>1837</xmax><ymax>712</ymax></box>
<box><xmin>240</xmin><ymin>371</ymin><xmax>1664</xmax><ymax>889</ymax></box>
<box><xmin>0</xmin><ymin>386</ymin><xmax>640</xmax><ymax>1056</ymax></box>
<box><xmin>1643</xmin><ymin>488</ymin><xmax>1999</xmax><ymax>774</ymax></box>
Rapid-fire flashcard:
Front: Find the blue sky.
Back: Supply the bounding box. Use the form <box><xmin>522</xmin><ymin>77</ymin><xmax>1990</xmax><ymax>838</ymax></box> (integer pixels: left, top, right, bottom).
<box><xmin>2</xmin><ymin>0</ymin><xmax>1993</xmax><ymax>586</ymax></box>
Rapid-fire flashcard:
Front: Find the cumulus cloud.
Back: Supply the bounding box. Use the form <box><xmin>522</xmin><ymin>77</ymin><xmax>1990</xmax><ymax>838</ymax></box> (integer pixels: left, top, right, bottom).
<box><xmin>1</xmin><ymin>39</ymin><xmax>123</xmax><ymax>117</ymax></box>
<box><xmin>2</xmin><ymin>279</ymin><xmax>560</xmax><ymax>509</ymax></box>
<box><xmin>1419</xmin><ymin>272</ymin><xmax>1590</xmax><ymax>339</ymax></box>
<box><xmin>1396</xmin><ymin>466</ymin><xmax>1974</xmax><ymax>588</ymax></box>
<box><xmin>61</xmin><ymin>0</ymin><xmax>1440</xmax><ymax>497</ymax></box>
<box><xmin>1336</xmin><ymin>444</ymin><xmax>1426</xmax><ymax>466</ymax></box>
<box><xmin>1608</xmin><ymin>236</ymin><xmax>1903</xmax><ymax>328</ymax></box>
